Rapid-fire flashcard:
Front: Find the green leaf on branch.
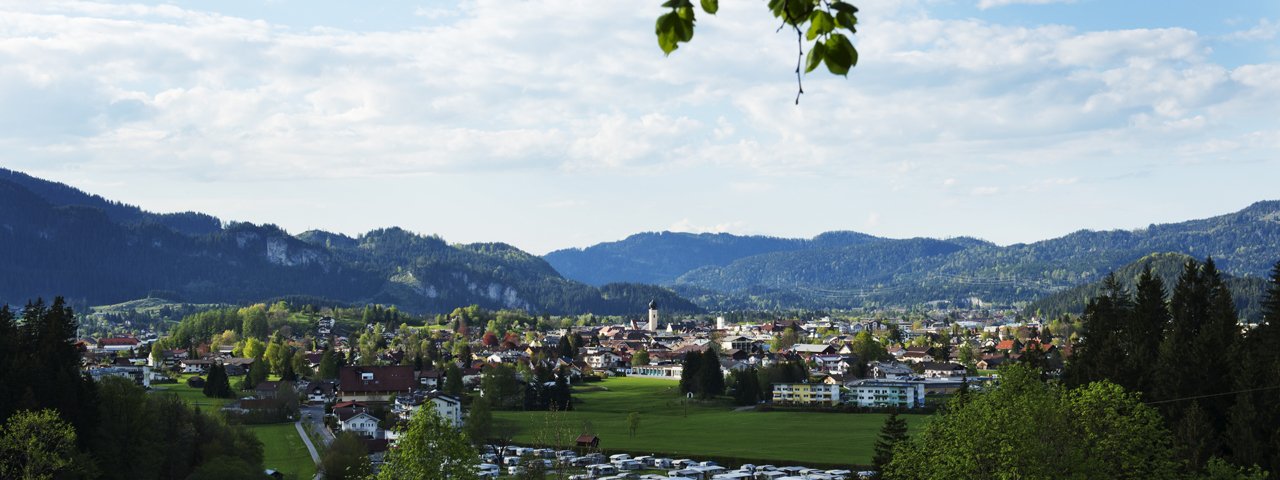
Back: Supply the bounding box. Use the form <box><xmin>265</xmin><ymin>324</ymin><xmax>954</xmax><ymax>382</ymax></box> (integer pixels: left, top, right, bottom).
<box><xmin>836</xmin><ymin>11</ymin><xmax>858</xmax><ymax>31</ymax></box>
<box><xmin>656</xmin><ymin>12</ymin><xmax>680</xmax><ymax>55</ymax></box>
<box><xmin>675</xmin><ymin>7</ymin><xmax>695</xmax><ymax>42</ymax></box>
<box><xmin>701</xmin><ymin>0</ymin><xmax>718</xmax><ymax>14</ymax></box>
<box><xmin>806</xmin><ymin>11</ymin><xmax>835</xmax><ymax>41</ymax></box>
<box><xmin>823</xmin><ymin>33</ymin><xmax>857</xmax><ymax>76</ymax></box>
<box><xmin>830</xmin><ymin>1</ymin><xmax>859</xmax><ymax>14</ymax></box>
<box><xmin>805</xmin><ymin>40</ymin><xmax>826</xmax><ymax>73</ymax></box>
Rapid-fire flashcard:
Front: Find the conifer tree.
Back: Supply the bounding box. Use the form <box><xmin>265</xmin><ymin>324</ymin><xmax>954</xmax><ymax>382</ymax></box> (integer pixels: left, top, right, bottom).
<box><xmin>679</xmin><ymin>351</ymin><xmax>702</xmax><ymax>395</ymax></box>
<box><xmin>698</xmin><ymin>349</ymin><xmax>725</xmax><ymax>398</ymax></box>
<box><xmin>557</xmin><ymin>335</ymin><xmax>576</xmax><ymax>360</ymax></box>
<box><xmin>445</xmin><ymin>363</ymin><xmax>463</xmax><ymax>396</ymax></box>
<box><xmin>1064</xmin><ymin>274</ymin><xmax>1131</xmax><ymax>388</ymax></box>
<box><xmin>1126</xmin><ymin>265</ymin><xmax>1169</xmax><ymax>393</ymax></box>
<box><xmin>873</xmin><ymin>412</ymin><xmax>909</xmax><ymax>475</ymax></box>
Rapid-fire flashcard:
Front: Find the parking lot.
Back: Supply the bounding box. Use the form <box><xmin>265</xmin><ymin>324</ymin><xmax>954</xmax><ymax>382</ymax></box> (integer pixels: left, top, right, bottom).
<box><xmin>477</xmin><ymin>446</ymin><xmax>872</xmax><ymax>479</ymax></box>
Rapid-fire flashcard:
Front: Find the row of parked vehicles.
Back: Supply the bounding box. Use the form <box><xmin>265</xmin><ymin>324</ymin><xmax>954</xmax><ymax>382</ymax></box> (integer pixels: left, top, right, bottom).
<box><xmin>474</xmin><ymin>447</ymin><xmax>872</xmax><ymax>479</ymax></box>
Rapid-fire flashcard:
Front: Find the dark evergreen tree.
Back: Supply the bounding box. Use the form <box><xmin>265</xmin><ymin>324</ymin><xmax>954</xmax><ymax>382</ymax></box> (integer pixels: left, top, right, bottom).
<box><xmin>730</xmin><ymin>368</ymin><xmax>761</xmax><ymax>406</ymax></box>
<box><xmin>872</xmin><ymin>412</ymin><xmax>909</xmax><ymax>476</ymax></box>
<box><xmin>553</xmin><ymin>374</ymin><xmax>572</xmax><ymax>411</ymax></box>
<box><xmin>698</xmin><ymin>349</ymin><xmax>725</xmax><ymax>399</ymax></box>
<box><xmin>9</xmin><ymin>298</ymin><xmax>100</xmax><ymax>443</ymax></box>
<box><xmin>679</xmin><ymin>351</ymin><xmax>703</xmax><ymax>395</ymax></box>
<box><xmin>1126</xmin><ymin>265</ymin><xmax>1169</xmax><ymax>393</ymax></box>
<box><xmin>1064</xmin><ymin>274</ymin><xmax>1131</xmax><ymax>388</ymax></box>
<box><xmin>556</xmin><ymin>335</ymin><xmax>575</xmax><ymax>360</ymax></box>
<box><xmin>1227</xmin><ymin>260</ymin><xmax>1280</xmax><ymax>472</ymax></box>
<box><xmin>203</xmin><ymin>363</ymin><xmax>232</xmax><ymax>399</ymax></box>
<box><xmin>0</xmin><ymin>306</ymin><xmax>17</xmax><ymax>422</ymax></box>
<box><xmin>445</xmin><ymin>363</ymin><xmax>463</xmax><ymax>396</ymax></box>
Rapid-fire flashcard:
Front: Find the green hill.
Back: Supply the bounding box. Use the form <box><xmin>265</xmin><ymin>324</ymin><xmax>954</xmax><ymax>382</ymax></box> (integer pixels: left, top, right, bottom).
<box><xmin>0</xmin><ymin>170</ymin><xmax>698</xmax><ymax>315</ymax></box>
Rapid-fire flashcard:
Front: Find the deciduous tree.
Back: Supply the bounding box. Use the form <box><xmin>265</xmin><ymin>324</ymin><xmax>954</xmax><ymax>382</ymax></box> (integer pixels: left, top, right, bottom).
<box><xmin>377</xmin><ymin>404</ymin><xmax>479</xmax><ymax>480</ymax></box>
<box><xmin>0</xmin><ymin>409</ymin><xmax>80</xmax><ymax>480</ymax></box>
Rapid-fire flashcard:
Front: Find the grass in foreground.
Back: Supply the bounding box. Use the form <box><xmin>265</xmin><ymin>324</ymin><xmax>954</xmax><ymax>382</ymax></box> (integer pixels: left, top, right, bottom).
<box><xmin>492</xmin><ymin>376</ymin><xmax>929</xmax><ymax>466</ymax></box>
<box><xmin>249</xmin><ymin>423</ymin><xmax>316</xmax><ymax>480</ymax></box>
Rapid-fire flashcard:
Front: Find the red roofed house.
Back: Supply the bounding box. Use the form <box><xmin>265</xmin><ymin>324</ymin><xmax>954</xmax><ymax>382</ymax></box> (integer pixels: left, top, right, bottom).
<box><xmin>338</xmin><ymin>366</ymin><xmax>416</xmax><ymax>403</ymax></box>
<box><xmin>995</xmin><ymin>339</ymin><xmax>1022</xmax><ymax>354</ymax></box>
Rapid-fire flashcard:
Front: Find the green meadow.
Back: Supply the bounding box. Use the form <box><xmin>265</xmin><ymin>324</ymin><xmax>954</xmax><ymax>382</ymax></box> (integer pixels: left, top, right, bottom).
<box><xmin>248</xmin><ymin>423</ymin><xmax>316</xmax><ymax>480</ymax></box>
<box><xmin>492</xmin><ymin>376</ymin><xmax>929</xmax><ymax>466</ymax></box>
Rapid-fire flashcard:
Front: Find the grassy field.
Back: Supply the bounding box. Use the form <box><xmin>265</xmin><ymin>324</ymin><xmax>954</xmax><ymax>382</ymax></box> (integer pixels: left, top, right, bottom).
<box><xmin>150</xmin><ymin>374</ymin><xmax>236</xmax><ymax>409</ymax></box>
<box><xmin>492</xmin><ymin>377</ymin><xmax>929</xmax><ymax>466</ymax></box>
<box><xmin>249</xmin><ymin>423</ymin><xmax>316</xmax><ymax>480</ymax></box>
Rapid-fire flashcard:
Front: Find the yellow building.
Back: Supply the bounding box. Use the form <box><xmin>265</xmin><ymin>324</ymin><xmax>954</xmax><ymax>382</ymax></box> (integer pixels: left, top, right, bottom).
<box><xmin>771</xmin><ymin>383</ymin><xmax>840</xmax><ymax>406</ymax></box>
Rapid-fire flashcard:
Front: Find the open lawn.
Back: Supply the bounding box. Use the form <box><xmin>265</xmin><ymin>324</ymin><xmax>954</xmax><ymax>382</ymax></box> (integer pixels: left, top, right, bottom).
<box><xmin>492</xmin><ymin>377</ymin><xmax>929</xmax><ymax>467</ymax></box>
<box><xmin>150</xmin><ymin>374</ymin><xmax>235</xmax><ymax>409</ymax></box>
<box><xmin>249</xmin><ymin>423</ymin><xmax>316</xmax><ymax>480</ymax></box>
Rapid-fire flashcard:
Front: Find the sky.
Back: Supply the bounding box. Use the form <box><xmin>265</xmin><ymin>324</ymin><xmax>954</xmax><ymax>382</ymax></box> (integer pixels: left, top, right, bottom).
<box><xmin>1</xmin><ymin>0</ymin><xmax>1277</xmax><ymax>255</ymax></box>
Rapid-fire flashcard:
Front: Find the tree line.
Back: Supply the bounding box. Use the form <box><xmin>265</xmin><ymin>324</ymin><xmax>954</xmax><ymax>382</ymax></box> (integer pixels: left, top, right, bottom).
<box><xmin>0</xmin><ymin>297</ymin><xmax>266</xmax><ymax>479</ymax></box>
<box><xmin>877</xmin><ymin>258</ymin><xmax>1280</xmax><ymax>479</ymax></box>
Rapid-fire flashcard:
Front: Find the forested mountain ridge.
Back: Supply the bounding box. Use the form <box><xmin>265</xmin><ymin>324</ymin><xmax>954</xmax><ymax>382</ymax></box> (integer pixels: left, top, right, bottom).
<box><xmin>549</xmin><ymin>202</ymin><xmax>1280</xmax><ymax>310</ymax></box>
<box><xmin>1025</xmin><ymin>252</ymin><xmax>1269</xmax><ymax>322</ymax></box>
<box><xmin>0</xmin><ymin>171</ymin><xmax>697</xmax><ymax>315</ymax></box>
<box><xmin>1</xmin><ymin>167</ymin><xmax>221</xmax><ymax>235</ymax></box>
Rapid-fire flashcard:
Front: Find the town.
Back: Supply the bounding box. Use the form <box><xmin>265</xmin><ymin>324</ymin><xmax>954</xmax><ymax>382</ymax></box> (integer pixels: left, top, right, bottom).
<box><xmin>69</xmin><ymin>296</ymin><xmax>1071</xmax><ymax>479</ymax></box>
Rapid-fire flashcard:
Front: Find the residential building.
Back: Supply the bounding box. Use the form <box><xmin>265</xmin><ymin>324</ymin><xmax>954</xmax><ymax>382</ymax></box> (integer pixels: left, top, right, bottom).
<box><xmin>630</xmin><ymin>364</ymin><xmax>683</xmax><ymax>380</ymax></box>
<box><xmin>846</xmin><ymin>379</ymin><xmax>925</xmax><ymax>409</ymax></box>
<box><xmin>771</xmin><ymin>383</ymin><xmax>841</xmax><ymax>406</ymax></box>
<box><xmin>922</xmin><ymin>362</ymin><xmax>968</xmax><ymax>378</ymax></box>
<box><xmin>868</xmin><ymin>361</ymin><xmax>914</xmax><ymax>379</ymax></box>
<box><xmin>96</xmin><ymin>337</ymin><xmax>140</xmax><ymax>353</ymax></box>
<box><xmin>339</xmin><ymin>411</ymin><xmax>381</xmax><ymax>438</ymax></box>
<box><xmin>337</xmin><ymin>365</ymin><xmax>416</xmax><ymax>403</ymax></box>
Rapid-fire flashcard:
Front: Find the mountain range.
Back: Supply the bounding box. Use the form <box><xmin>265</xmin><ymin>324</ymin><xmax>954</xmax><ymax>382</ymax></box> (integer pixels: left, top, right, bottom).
<box><xmin>0</xmin><ymin>168</ymin><xmax>698</xmax><ymax>315</ymax></box>
<box><xmin>546</xmin><ymin>202</ymin><xmax>1280</xmax><ymax>314</ymax></box>
<box><xmin>4</xmin><ymin>167</ymin><xmax>1278</xmax><ymax>317</ymax></box>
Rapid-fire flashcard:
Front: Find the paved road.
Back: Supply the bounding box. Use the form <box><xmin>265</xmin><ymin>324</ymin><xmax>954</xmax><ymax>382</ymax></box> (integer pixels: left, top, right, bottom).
<box><xmin>296</xmin><ymin>405</ymin><xmax>331</xmax><ymax>480</ymax></box>
<box><xmin>296</xmin><ymin>421</ymin><xmax>321</xmax><ymax>464</ymax></box>
<box><xmin>301</xmin><ymin>405</ymin><xmax>333</xmax><ymax>447</ymax></box>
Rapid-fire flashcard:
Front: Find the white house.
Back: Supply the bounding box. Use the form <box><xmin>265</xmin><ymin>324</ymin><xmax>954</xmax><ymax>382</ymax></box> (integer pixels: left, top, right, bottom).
<box><xmin>392</xmin><ymin>391</ymin><xmax>464</xmax><ymax>428</ymax></box>
<box><xmin>340</xmin><ymin>411</ymin><xmax>381</xmax><ymax>438</ymax></box>
<box><xmin>431</xmin><ymin>394</ymin><xmax>463</xmax><ymax>427</ymax></box>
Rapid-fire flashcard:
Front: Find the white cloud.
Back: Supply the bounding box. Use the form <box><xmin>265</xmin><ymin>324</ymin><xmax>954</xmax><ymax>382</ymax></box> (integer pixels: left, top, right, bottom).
<box><xmin>668</xmin><ymin>218</ymin><xmax>746</xmax><ymax>234</ymax></box>
<box><xmin>0</xmin><ymin>0</ymin><xmax>1276</xmax><ymax>244</ymax></box>
<box><xmin>977</xmin><ymin>0</ymin><xmax>1074</xmax><ymax>10</ymax></box>
<box><xmin>1223</xmin><ymin>19</ymin><xmax>1279</xmax><ymax>42</ymax></box>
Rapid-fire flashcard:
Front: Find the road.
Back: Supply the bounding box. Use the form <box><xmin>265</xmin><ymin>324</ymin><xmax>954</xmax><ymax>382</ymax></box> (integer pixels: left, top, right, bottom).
<box><xmin>296</xmin><ymin>404</ymin><xmax>332</xmax><ymax>480</ymax></box>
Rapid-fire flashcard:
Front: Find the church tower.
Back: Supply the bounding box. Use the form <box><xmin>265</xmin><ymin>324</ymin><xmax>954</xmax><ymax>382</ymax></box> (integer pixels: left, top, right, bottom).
<box><xmin>647</xmin><ymin>299</ymin><xmax>659</xmax><ymax>331</ymax></box>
